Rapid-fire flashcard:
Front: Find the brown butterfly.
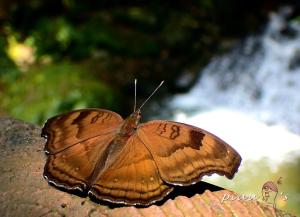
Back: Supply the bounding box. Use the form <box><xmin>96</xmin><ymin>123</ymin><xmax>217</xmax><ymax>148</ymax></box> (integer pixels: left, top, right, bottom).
<box><xmin>42</xmin><ymin>81</ymin><xmax>241</xmax><ymax>206</ymax></box>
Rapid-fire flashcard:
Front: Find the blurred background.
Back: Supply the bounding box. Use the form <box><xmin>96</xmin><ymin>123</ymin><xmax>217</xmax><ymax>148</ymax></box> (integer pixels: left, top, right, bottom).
<box><xmin>1</xmin><ymin>0</ymin><xmax>300</xmax><ymax>215</ymax></box>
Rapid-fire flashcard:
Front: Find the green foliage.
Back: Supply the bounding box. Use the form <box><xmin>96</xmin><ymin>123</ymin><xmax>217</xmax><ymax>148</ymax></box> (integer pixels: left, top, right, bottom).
<box><xmin>0</xmin><ymin>62</ymin><xmax>119</xmax><ymax>124</ymax></box>
<box><xmin>0</xmin><ymin>36</ymin><xmax>19</xmax><ymax>78</ymax></box>
<box><xmin>4</xmin><ymin>1</ymin><xmax>277</xmax><ymax>85</ymax></box>
<box><xmin>293</xmin><ymin>15</ymin><xmax>300</xmax><ymax>22</ymax></box>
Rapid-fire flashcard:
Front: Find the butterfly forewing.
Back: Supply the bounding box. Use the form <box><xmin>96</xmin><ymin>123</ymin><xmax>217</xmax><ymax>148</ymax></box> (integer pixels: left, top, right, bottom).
<box><xmin>137</xmin><ymin>120</ymin><xmax>241</xmax><ymax>186</ymax></box>
<box><xmin>89</xmin><ymin>135</ymin><xmax>173</xmax><ymax>206</ymax></box>
<box><xmin>42</xmin><ymin>109</ymin><xmax>123</xmax><ymax>154</ymax></box>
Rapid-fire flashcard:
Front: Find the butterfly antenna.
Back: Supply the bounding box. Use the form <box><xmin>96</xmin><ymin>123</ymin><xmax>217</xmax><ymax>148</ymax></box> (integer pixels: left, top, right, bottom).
<box><xmin>134</xmin><ymin>78</ymin><xmax>137</xmax><ymax>112</ymax></box>
<box><xmin>138</xmin><ymin>81</ymin><xmax>164</xmax><ymax>111</ymax></box>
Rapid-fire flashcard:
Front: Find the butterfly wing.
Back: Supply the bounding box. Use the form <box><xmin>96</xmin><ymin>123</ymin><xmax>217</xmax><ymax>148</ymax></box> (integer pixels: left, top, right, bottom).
<box><xmin>89</xmin><ymin>134</ymin><xmax>173</xmax><ymax>206</ymax></box>
<box><xmin>44</xmin><ymin>133</ymin><xmax>115</xmax><ymax>192</ymax></box>
<box><xmin>42</xmin><ymin>109</ymin><xmax>123</xmax><ymax>154</ymax></box>
<box><xmin>42</xmin><ymin>109</ymin><xmax>123</xmax><ymax>192</ymax></box>
<box><xmin>137</xmin><ymin>120</ymin><xmax>241</xmax><ymax>186</ymax></box>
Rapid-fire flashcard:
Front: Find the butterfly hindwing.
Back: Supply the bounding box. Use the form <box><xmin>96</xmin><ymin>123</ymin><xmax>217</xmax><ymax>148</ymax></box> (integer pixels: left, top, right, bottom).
<box><xmin>44</xmin><ymin>133</ymin><xmax>116</xmax><ymax>192</ymax></box>
<box><xmin>89</xmin><ymin>134</ymin><xmax>173</xmax><ymax>206</ymax></box>
<box><xmin>137</xmin><ymin>120</ymin><xmax>241</xmax><ymax>185</ymax></box>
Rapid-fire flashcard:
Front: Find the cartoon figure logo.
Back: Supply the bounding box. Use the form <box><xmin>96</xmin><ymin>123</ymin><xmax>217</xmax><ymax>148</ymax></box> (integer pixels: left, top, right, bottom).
<box><xmin>261</xmin><ymin>177</ymin><xmax>287</xmax><ymax>210</ymax></box>
<box><xmin>262</xmin><ymin>178</ymin><xmax>280</xmax><ymax>209</ymax></box>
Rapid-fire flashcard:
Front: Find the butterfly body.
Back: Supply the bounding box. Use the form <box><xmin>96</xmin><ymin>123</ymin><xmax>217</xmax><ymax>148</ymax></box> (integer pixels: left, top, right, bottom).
<box><xmin>89</xmin><ymin>113</ymin><xmax>141</xmax><ymax>182</ymax></box>
<box><xmin>88</xmin><ymin>111</ymin><xmax>141</xmax><ymax>179</ymax></box>
<box><xmin>42</xmin><ymin>108</ymin><xmax>241</xmax><ymax>206</ymax></box>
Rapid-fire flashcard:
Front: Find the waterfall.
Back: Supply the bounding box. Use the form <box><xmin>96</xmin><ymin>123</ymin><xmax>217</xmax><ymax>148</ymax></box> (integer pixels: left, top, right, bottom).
<box><xmin>170</xmin><ymin>7</ymin><xmax>300</xmax><ymax>168</ymax></box>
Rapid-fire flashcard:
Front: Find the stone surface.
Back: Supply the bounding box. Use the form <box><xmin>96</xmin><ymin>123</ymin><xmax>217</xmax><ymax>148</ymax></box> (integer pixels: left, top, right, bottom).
<box><xmin>0</xmin><ymin>117</ymin><xmax>296</xmax><ymax>217</ymax></box>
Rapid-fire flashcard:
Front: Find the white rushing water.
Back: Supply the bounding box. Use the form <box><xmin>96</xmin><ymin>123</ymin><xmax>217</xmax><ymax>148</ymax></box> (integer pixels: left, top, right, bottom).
<box><xmin>170</xmin><ymin>7</ymin><xmax>300</xmax><ymax>169</ymax></box>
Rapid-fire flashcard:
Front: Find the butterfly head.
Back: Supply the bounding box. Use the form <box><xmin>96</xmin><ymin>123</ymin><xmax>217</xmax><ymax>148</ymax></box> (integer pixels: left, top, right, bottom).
<box><xmin>130</xmin><ymin>109</ymin><xmax>142</xmax><ymax>127</ymax></box>
<box><xmin>119</xmin><ymin>110</ymin><xmax>141</xmax><ymax>136</ymax></box>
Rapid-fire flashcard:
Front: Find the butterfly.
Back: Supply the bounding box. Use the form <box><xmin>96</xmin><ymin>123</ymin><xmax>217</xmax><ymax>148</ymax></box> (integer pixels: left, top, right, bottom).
<box><xmin>42</xmin><ymin>81</ymin><xmax>241</xmax><ymax>206</ymax></box>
